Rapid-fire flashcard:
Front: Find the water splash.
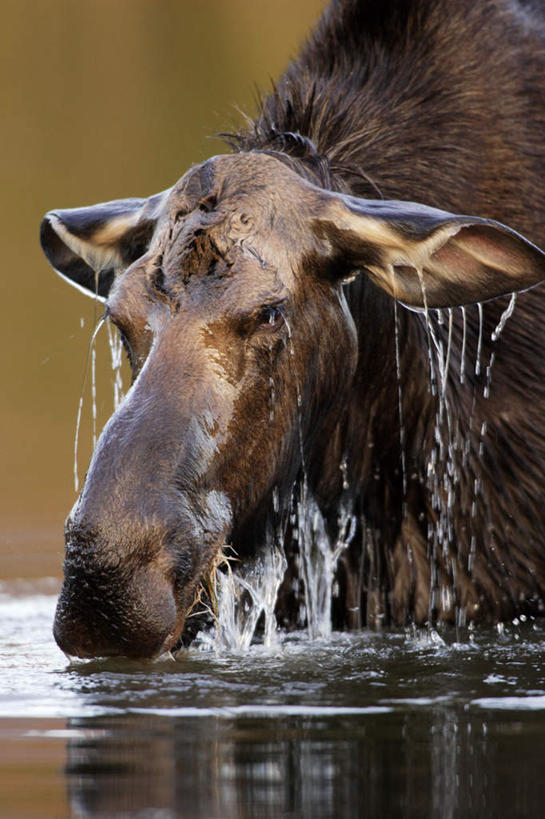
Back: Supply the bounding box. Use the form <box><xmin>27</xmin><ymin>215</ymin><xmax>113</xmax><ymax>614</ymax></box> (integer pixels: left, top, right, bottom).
<box><xmin>195</xmin><ymin>482</ymin><xmax>356</xmax><ymax>650</ymax></box>
<box><xmin>296</xmin><ymin>486</ymin><xmax>356</xmax><ymax>640</ymax></box>
<box><xmin>200</xmin><ymin>545</ymin><xmax>287</xmax><ymax>652</ymax></box>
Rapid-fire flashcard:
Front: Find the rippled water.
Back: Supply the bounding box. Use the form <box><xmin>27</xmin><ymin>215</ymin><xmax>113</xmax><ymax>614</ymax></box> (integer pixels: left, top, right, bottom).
<box><xmin>2</xmin><ymin>580</ymin><xmax>545</xmax><ymax>817</ymax></box>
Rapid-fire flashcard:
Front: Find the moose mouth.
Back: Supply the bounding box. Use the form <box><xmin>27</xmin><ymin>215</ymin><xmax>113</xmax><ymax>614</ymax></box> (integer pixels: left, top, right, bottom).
<box><xmin>52</xmin><ymin>525</ymin><xmax>231</xmax><ymax>661</ymax></box>
<box><xmin>53</xmin><ymin>570</ymin><xmax>209</xmax><ymax>660</ymax></box>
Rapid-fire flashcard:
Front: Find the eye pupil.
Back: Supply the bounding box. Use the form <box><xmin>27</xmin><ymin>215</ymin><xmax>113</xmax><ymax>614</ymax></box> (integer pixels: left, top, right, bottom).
<box><xmin>268</xmin><ymin>308</ymin><xmax>279</xmax><ymax>325</ymax></box>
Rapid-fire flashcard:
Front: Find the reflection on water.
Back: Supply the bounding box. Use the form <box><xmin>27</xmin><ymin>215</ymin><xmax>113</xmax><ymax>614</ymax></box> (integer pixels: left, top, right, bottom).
<box><xmin>5</xmin><ymin>708</ymin><xmax>545</xmax><ymax>819</ymax></box>
<box><xmin>60</xmin><ymin>708</ymin><xmax>545</xmax><ymax>819</ymax></box>
<box><xmin>2</xmin><ymin>584</ymin><xmax>545</xmax><ymax>817</ymax></box>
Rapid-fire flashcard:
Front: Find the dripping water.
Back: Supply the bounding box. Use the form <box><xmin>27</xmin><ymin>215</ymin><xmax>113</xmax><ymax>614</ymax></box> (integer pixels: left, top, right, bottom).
<box><xmin>417</xmin><ymin>267</ymin><xmax>438</xmax><ymax>397</ymax></box>
<box><xmin>269</xmin><ymin>376</ymin><xmax>275</xmax><ymax>422</ymax></box>
<box><xmin>106</xmin><ymin>319</ymin><xmax>126</xmax><ymax>411</ymax></box>
<box><xmin>73</xmin><ymin>317</ymin><xmax>105</xmax><ymax>492</ymax></box>
<box><xmin>421</xmin><ymin>292</ymin><xmax>520</xmax><ymax>625</ymax></box>
<box><xmin>421</xmin><ymin>303</ymin><xmax>466</xmax><ymax>624</ymax></box>
<box><xmin>73</xmin><ymin>317</ymin><xmax>127</xmax><ymax>493</ymax></box>
<box><xmin>91</xmin><ymin>344</ymin><xmax>97</xmax><ymax>448</ymax></box>
<box><xmin>285</xmin><ymin>319</ymin><xmax>305</xmax><ymax>458</ymax></box>
<box><xmin>483</xmin><ymin>353</ymin><xmax>495</xmax><ymax>400</ymax></box>
<box><xmin>196</xmin><ymin>287</ymin><xmax>512</xmax><ymax>645</ymax></box>
<box><xmin>483</xmin><ymin>293</ymin><xmax>516</xmax><ymax>399</ymax></box>
<box><xmin>442</xmin><ymin>309</ymin><xmax>453</xmax><ymax>402</ymax></box>
<box><xmin>428</xmin><ymin>309</ymin><xmax>456</xmax><ymax>595</ymax></box>
<box><xmin>393</xmin><ymin>297</ymin><xmax>407</xmax><ymax>498</ymax></box>
<box><xmin>459</xmin><ymin>306</ymin><xmax>467</xmax><ymax>385</ymax></box>
<box><xmin>491</xmin><ymin>293</ymin><xmax>516</xmax><ymax>343</ymax></box>
<box><xmin>475</xmin><ymin>302</ymin><xmax>483</xmax><ymax>376</ymax></box>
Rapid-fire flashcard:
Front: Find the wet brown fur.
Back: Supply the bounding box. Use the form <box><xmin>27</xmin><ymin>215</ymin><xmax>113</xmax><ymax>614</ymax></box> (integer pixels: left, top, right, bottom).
<box><xmin>42</xmin><ymin>0</ymin><xmax>545</xmax><ymax>656</ymax></box>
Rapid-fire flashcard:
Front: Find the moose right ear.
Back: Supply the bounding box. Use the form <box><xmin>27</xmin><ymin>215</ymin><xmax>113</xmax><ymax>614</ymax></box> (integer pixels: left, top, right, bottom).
<box><xmin>313</xmin><ymin>193</ymin><xmax>545</xmax><ymax>309</ymax></box>
<box><xmin>40</xmin><ymin>189</ymin><xmax>170</xmax><ymax>300</ymax></box>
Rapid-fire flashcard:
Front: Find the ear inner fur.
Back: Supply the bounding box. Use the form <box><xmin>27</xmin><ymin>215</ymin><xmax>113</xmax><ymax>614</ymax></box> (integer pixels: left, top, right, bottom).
<box><xmin>314</xmin><ymin>195</ymin><xmax>545</xmax><ymax>308</ymax></box>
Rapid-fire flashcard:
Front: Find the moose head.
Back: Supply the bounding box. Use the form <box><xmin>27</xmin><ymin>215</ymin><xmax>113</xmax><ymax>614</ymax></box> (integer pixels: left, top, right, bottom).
<box><xmin>41</xmin><ymin>152</ymin><xmax>545</xmax><ymax>658</ymax></box>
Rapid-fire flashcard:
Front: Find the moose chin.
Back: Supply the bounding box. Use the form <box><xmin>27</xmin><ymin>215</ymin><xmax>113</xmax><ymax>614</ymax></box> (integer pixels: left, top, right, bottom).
<box><xmin>41</xmin><ymin>0</ymin><xmax>545</xmax><ymax>659</ymax></box>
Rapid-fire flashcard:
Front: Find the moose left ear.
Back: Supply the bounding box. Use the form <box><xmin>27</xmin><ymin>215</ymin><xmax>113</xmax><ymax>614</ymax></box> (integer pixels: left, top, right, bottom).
<box><xmin>40</xmin><ymin>189</ymin><xmax>170</xmax><ymax>300</ymax></box>
<box><xmin>314</xmin><ymin>194</ymin><xmax>545</xmax><ymax>308</ymax></box>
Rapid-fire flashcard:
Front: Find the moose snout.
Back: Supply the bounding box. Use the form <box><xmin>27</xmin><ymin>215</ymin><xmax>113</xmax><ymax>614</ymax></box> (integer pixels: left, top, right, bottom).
<box><xmin>53</xmin><ymin>558</ymin><xmax>180</xmax><ymax>660</ymax></box>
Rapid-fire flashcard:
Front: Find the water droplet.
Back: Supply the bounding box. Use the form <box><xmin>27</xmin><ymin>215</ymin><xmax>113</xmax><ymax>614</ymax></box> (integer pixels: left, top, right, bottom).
<box><xmin>491</xmin><ymin>292</ymin><xmax>516</xmax><ymax>343</ymax></box>
<box><xmin>475</xmin><ymin>302</ymin><xmax>483</xmax><ymax>376</ymax></box>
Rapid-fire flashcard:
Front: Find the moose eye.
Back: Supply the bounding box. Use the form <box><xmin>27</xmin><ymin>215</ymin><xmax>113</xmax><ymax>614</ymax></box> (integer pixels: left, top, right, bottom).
<box><xmin>259</xmin><ymin>304</ymin><xmax>285</xmax><ymax>330</ymax></box>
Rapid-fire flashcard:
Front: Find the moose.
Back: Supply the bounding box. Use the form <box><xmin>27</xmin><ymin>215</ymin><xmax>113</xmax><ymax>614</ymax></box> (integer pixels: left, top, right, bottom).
<box><xmin>41</xmin><ymin>0</ymin><xmax>545</xmax><ymax>659</ymax></box>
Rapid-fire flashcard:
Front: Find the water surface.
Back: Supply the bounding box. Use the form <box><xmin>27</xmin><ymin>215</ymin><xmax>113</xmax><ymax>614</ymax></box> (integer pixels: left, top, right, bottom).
<box><xmin>2</xmin><ymin>580</ymin><xmax>545</xmax><ymax>817</ymax></box>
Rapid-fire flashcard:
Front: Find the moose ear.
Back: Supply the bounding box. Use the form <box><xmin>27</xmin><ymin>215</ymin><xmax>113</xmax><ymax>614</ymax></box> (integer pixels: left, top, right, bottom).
<box><xmin>314</xmin><ymin>195</ymin><xmax>545</xmax><ymax>308</ymax></box>
<box><xmin>40</xmin><ymin>190</ymin><xmax>170</xmax><ymax>300</ymax></box>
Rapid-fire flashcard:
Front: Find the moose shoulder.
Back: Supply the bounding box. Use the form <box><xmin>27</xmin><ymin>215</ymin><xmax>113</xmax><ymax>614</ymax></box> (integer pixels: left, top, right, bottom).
<box><xmin>41</xmin><ymin>0</ymin><xmax>545</xmax><ymax>659</ymax></box>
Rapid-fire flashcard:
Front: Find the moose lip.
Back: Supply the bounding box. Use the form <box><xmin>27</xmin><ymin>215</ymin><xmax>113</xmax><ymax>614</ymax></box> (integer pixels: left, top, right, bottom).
<box><xmin>157</xmin><ymin>604</ymin><xmax>189</xmax><ymax>657</ymax></box>
<box><xmin>54</xmin><ymin>619</ymin><xmax>185</xmax><ymax>662</ymax></box>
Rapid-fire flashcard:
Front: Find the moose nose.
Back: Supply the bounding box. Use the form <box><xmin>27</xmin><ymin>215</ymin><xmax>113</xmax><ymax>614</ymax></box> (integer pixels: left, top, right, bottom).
<box><xmin>53</xmin><ymin>563</ymin><xmax>180</xmax><ymax>659</ymax></box>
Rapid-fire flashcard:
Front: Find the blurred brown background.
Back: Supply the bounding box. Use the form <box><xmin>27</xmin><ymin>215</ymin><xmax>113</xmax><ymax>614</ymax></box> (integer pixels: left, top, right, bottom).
<box><xmin>1</xmin><ymin>0</ymin><xmax>324</xmax><ymax>580</ymax></box>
